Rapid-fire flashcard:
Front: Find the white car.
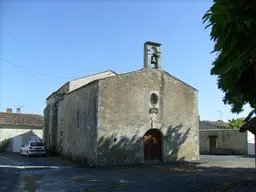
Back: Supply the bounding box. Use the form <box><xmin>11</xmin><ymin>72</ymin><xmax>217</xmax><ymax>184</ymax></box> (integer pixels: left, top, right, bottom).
<box><xmin>20</xmin><ymin>141</ymin><xmax>46</xmax><ymax>157</ymax></box>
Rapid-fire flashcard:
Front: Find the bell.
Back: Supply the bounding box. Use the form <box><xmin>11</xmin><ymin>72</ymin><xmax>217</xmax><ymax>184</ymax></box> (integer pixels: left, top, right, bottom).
<box><xmin>151</xmin><ymin>54</ymin><xmax>157</xmax><ymax>64</ymax></box>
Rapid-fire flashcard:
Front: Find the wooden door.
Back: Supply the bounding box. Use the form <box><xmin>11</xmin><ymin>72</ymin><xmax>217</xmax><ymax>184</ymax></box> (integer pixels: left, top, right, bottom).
<box><xmin>144</xmin><ymin>129</ymin><xmax>162</xmax><ymax>163</ymax></box>
<box><xmin>209</xmin><ymin>136</ymin><xmax>217</xmax><ymax>155</ymax></box>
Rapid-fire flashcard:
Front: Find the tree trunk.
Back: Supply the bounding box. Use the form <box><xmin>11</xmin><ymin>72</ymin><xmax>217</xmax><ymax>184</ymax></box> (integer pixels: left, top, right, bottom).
<box><xmin>255</xmin><ymin>135</ymin><xmax>256</xmax><ymax>168</ymax></box>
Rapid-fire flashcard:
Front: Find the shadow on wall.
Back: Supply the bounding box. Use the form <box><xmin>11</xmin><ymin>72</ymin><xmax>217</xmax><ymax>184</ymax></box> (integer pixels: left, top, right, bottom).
<box><xmin>164</xmin><ymin>124</ymin><xmax>191</xmax><ymax>162</ymax></box>
<box><xmin>97</xmin><ymin>124</ymin><xmax>192</xmax><ymax>166</ymax></box>
<box><xmin>0</xmin><ymin>130</ymin><xmax>42</xmax><ymax>152</ymax></box>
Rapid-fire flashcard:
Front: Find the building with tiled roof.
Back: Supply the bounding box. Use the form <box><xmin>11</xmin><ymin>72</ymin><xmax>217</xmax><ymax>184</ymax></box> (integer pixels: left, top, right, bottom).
<box><xmin>199</xmin><ymin>120</ymin><xmax>228</xmax><ymax>130</ymax></box>
<box><xmin>0</xmin><ymin>108</ymin><xmax>44</xmax><ymax>152</ymax></box>
<box><xmin>0</xmin><ymin>111</ymin><xmax>43</xmax><ymax>127</ymax></box>
<box><xmin>199</xmin><ymin>119</ymin><xmax>254</xmax><ymax>156</ymax></box>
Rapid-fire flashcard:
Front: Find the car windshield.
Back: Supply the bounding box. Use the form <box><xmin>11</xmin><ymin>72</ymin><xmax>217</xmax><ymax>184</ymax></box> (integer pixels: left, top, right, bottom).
<box><xmin>30</xmin><ymin>142</ymin><xmax>44</xmax><ymax>146</ymax></box>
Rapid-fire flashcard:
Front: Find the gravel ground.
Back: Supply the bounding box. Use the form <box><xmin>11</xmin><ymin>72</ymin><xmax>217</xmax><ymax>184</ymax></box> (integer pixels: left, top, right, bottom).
<box><xmin>0</xmin><ymin>153</ymin><xmax>256</xmax><ymax>192</ymax></box>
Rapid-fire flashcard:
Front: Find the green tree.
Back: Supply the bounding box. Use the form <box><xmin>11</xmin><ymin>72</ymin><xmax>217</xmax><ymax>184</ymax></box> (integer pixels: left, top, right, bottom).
<box><xmin>227</xmin><ymin>118</ymin><xmax>245</xmax><ymax>129</ymax></box>
<box><xmin>202</xmin><ymin>0</ymin><xmax>256</xmax><ymax>122</ymax></box>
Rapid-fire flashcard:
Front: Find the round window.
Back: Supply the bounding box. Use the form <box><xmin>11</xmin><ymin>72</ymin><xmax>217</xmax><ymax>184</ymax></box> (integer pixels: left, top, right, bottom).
<box><xmin>150</xmin><ymin>93</ymin><xmax>158</xmax><ymax>105</ymax></box>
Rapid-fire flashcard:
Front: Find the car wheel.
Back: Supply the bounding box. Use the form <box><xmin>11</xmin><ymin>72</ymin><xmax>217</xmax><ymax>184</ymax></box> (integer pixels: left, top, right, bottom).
<box><xmin>42</xmin><ymin>154</ymin><xmax>46</xmax><ymax>157</ymax></box>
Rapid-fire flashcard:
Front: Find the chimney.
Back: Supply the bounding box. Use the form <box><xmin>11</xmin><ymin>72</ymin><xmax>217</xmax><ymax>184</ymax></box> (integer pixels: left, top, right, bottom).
<box><xmin>6</xmin><ymin>108</ymin><xmax>12</xmax><ymax>113</ymax></box>
<box><xmin>16</xmin><ymin>108</ymin><xmax>21</xmax><ymax>113</ymax></box>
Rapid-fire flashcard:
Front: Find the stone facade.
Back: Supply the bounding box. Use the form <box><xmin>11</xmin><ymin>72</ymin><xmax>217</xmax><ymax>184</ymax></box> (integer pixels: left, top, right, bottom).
<box><xmin>44</xmin><ymin>83</ymin><xmax>69</xmax><ymax>152</ymax></box>
<box><xmin>43</xmin><ymin>71</ymin><xmax>116</xmax><ymax>153</ymax></box>
<box><xmin>59</xmin><ymin>82</ymin><xmax>99</xmax><ymax>164</ymax></box>
<box><xmin>44</xmin><ymin>42</ymin><xmax>199</xmax><ymax>166</ymax></box>
<box><xmin>97</xmin><ymin>69</ymin><xmax>199</xmax><ymax>165</ymax></box>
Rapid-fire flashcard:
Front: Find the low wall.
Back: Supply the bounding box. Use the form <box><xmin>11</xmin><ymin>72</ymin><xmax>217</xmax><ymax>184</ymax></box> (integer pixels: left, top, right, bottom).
<box><xmin>0</xmin><ymin>127</ymin><xmax>43</xmax><ymax>152</ymax></box>
<box><xmin>199</xmin><ymin>129</ymin><xmax>247</xmax><ymax>155</ymax></box>
<box><xmin>0</xmin><ymin>128</ymin><xmax>42</xmax><ymax>143</ymax></box>
<box><xmin>247</xmin><ymin>131</ymin><xmax>255</xmax><ymax>156</ymax></box>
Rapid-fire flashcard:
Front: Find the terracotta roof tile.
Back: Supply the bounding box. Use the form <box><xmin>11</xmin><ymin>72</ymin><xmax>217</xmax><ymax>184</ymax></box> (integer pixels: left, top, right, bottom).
<box><xmin>0</xmin><ymin>112</ymin><xmax>43</xmax><ymax>127</ymax></box>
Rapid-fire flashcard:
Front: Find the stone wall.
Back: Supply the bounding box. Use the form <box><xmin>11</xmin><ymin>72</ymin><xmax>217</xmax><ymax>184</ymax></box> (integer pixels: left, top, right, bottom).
<box><xmin>57</xmin><ymin>100</ymin><xmax>65</xmax><ymax>155</ymax></box>
<box><xmin>45</xmin><ymin>82</ymin><xmax>69</xmax><ymax>153</ymax></box>
<box><xmin>97</xmin><ymin>69</ymin><xmax>199</xmax><ymax>166</ymax></box>
<box><xmin>43</xmin><ymin>105</ymin><xmax>50</xmax><ymax>147</ymax></box>
<box><xmin>46</xmin><ymin>82</ymin><xmax>70</xmax><ymax>106</ymax></box>
<box><xmin>61</xmin><ymin>81</ymin><xmax>99</xmax><ymax>164</ymax></box>
<box><xmin>199</xmin><ymin>129</ymin><xmax>247</xmax><ymax>155</ymax></box>
<box><xmin>44</xmin><ymin>72</ymin><xmax>116</xmax><ymax>154</ymax></box>
<box><xmin>49</xmin><ymin>104</ymin><xmax>58</xmax><ymax>150</ymax></box>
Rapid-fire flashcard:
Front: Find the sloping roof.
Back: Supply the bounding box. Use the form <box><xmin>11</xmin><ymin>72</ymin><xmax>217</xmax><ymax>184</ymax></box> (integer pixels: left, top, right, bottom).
<box><xmin>47</xmin><ymin>68</ymin><xmax>198</xmax><ymax>101</ymax></box>
<box><xmin>69</xmin><ymin>70</ymin><xmax>117</xmax><ymax>92</ymax></box>
<box><xmin>239</xmin><ymin>116</ymin><xmax>256</xmax><ymax>135</ymax></box>
<box><xmin>66</xmin><ymin>79</ymin><xmax>99</xmax><ymax>95</ymax></box>
<box><xmin>46</xmin><ymin>82</ymin><xmax>68</xmax><ymax>100</ymax></box>
<box><xmin>70</xmin><ymin>70</ymin><xmax>117</xmax><ymax>82</ymax></box>
<box><xmin>46</xmin><ymin>70</ymin><xmax>117</xmax><ymax>100</ymax></box>
<box><xmin>94</xmin><ymin>68</ymin><xmax>197</xmax><ymax>92</ymax></box>
<box><xmin>0</xmin><ymin>112</ymin><xmax>43</xmax><ymax>127</ymax></box>
<box><xmin>200</xmin><ymin>120</ymin><xmax>228</xmax><ymax>130</ymax></box>
<box><xmin>46</xmin><ymin>91</ymin><xmax>56</xmax><ymax>100</ymax></box>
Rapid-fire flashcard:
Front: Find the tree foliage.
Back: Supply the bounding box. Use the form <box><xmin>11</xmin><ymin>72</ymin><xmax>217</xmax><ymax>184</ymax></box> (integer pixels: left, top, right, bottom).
<box><xmin>227</xmin><ymin>118</ymin><xmax>245</xmax><ymax>129</ymax></box>
<box><xmin>203</xmin><ymin>0</ymin><xmax>256</xmax><ymax>116</ymax></box>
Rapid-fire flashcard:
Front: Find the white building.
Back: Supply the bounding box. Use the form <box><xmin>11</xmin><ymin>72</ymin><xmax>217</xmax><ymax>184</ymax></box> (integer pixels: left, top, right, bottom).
<box><xmin>0</xmin><ymin>108</ymin><xmax>43</xmax><ymax>152</ymax></box>
<box><xmin>247</xmin><ymin>131</ymin><xmax>255</xmax><ymax>156</ymax></box>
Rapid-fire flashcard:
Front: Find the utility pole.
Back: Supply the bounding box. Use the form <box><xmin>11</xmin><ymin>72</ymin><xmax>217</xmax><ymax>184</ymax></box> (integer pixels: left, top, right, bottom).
<box><xmin>217</xmin><ymin>110</ymin><xmax>223</xmax><ymax>121</ymax></box>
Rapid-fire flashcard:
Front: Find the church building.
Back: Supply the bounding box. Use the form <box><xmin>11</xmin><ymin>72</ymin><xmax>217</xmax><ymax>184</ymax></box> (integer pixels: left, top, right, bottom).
<box><xmin>43</xmin><ymin>41</ymin><xmax>199</xmax><ymax>166</ymax></box>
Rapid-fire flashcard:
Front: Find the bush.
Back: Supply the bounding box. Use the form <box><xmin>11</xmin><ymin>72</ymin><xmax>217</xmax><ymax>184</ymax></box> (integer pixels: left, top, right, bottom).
<box><xmin>0</xmin><ymin>139</ymin><xmax>9</xmax><ymax>152</ymax></box>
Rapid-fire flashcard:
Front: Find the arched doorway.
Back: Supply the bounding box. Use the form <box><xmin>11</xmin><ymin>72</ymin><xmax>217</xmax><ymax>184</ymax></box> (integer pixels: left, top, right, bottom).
<box><xmin>143</xmin><ymin>129</ymin><xmax>162</xmax><ymax>163</ymax></box>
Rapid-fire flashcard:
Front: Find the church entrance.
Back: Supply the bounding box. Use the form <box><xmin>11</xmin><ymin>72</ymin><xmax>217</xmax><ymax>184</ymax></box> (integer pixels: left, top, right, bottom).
<box><xmin>143</xmin><ymin>129</ymin><xmax>162</xmax><ymax>164</ymax></box>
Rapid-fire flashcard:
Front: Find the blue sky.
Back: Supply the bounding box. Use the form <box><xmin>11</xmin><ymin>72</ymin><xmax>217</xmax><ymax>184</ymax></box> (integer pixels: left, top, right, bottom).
<box><xmin>0</xmin><ymin>0</ymin><xmax>252</xmax><ymax>121</ymax></box>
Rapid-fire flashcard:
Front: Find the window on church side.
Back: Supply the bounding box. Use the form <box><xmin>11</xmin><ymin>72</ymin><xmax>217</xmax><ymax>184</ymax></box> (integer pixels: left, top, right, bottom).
<box><xmin>77</xmin><ymin>109</ymin><xmax>80</xmax><ymax>129</ymax></box>
<box><xmin>150</xmin><ymin>93</ymin><xmax>158</xmax><ymax>105</ymax></box>
<box><xmin>84</xmin><ymin>108</ymin><xmax>87</xmax><ymax>129</ymax></box>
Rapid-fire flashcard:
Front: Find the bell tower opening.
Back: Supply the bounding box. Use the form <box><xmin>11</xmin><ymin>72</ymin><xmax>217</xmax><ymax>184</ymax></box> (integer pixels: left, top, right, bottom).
<box><xmin>144</xmin><ymin>41</ymin><xmax>162</xmax><ymax>70</ymax></box>
<box><xmin>150</xmin><ymin>48</ymin><xmax>158</xmax><ymax>69</ymax></box>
